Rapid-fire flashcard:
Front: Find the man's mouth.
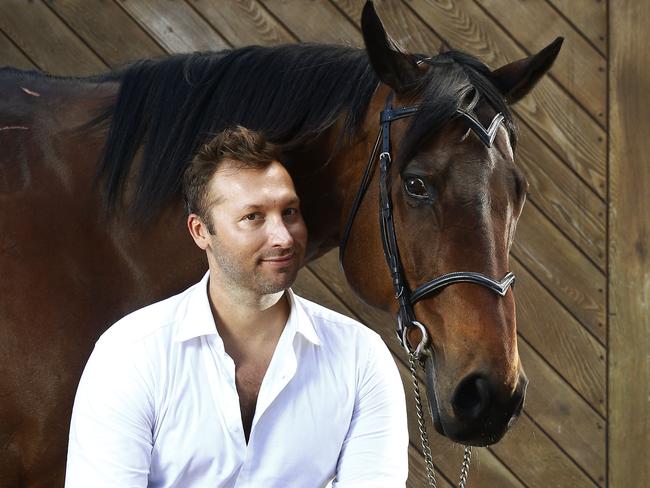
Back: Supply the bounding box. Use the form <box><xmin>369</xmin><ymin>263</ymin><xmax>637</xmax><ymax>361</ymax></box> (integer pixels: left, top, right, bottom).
<box><xmin>261</xmin><ymin>252</ymin><xmax>295</xmax><ymax>264</ymax></box>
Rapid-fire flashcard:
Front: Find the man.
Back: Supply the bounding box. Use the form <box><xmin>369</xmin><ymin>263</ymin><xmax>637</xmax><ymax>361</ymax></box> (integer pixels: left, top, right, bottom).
<box><xmin>66</xmin><ymin>126</ymin><xmax>408</xmax><ymax>487</ymax></box>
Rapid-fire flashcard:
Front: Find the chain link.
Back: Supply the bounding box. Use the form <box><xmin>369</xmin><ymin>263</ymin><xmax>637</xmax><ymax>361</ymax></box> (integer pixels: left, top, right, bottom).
<box><xmin>408</xmin><ymin>353</ymin><xmax>472</xmax><ymax>488</ymax></box>
<box><xmin>459</xmin><ymin>446</ymin><xmax>472</xmax><ymax>488</ymax></box>
<box><xmin>408</xmin><ymin>353</ymin><xmax>437</xmax><ymax>487</ymax></box>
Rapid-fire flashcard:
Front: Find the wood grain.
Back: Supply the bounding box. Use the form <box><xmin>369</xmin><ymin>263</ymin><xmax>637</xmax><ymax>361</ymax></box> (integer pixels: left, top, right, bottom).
<box><xmin>517</xmin><ymin>123</ymin><xmax>606</xmax><ymax>271</ymax></box>
<box><xmin>260</xmin><ymin>0</ymin><xmax>360</xmax><ymax>44</ymax></box>
<box><xmin>116</xmin><ymin>0</ymin><xmax>230</xmax><ymax>53</ymax></box>
<box><xmin>489</xmin><ymin>413</ymin><xmax>598</xmax><ymax>487</ymax></box>
<box><xmin>475</xmin><ymin>0</ymin><xmax>606</xmax><ymax>125</ymax></box>
<box><xmin>609</xmin><ymin>2</ymin><xmax>650</xmax><ymax>485</ymax></box>
<box><xmin>46</xmin><ymin>0</ymin><xmax>166</xmax><ymax>68</ymax></box>
<box><xmin>513</xmin><ymin>257</ymin><xmax>605</xmax><ymax>415</ymax></box>
<box><xmin>333</xmin><ymin>0</ymin><xmax>444</xmax><ymax>53</ymax></box>
<box><xmin>0</xmin><ymin>0</ymin><xmax>106</xmax><ymax>75</ymax></box>
<box><xmin>0</xmin><ymin>30</ymin><xmax>37</xmax><ymax>70</ymax></box>
<box><xmin>547</xmin><ymin>0</ymin><xmax>606</xmax><ymax>56</ymax></box>
<box><xmin>513</xmin><ymin>203</ymin><xmax>606</xmax><ymax>341</ymax></box>
<box><xmin>190</xmin><ymin>0</ymin><xmax>296</xmax><ymax>47</ymax></box>
<box><xmin>518</xmin><ymin>340</ymin><xmax>605</xmax><ymax>484</ymax></box>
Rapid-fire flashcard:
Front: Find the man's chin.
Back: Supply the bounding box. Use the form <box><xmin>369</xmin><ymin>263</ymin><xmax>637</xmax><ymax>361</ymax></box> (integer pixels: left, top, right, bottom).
<box><xmin>255</xmin><ymin>269</ymin><xmax>300</xmax><ymax>295</ymax></box>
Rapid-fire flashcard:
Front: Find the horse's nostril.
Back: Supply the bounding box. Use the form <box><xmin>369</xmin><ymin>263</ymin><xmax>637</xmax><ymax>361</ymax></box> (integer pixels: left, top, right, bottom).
<box><xmin>452</xmin><ymin>375</ymin><xmax>491</xmax><ymax>421</ymax></box>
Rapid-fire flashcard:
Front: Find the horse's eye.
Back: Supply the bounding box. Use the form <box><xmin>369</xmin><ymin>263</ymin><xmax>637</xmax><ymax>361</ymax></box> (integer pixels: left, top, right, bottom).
<box><xmin>404</xmin><ymin>176</ymin><xmax>429</xmax><ymax>199</ymax></box>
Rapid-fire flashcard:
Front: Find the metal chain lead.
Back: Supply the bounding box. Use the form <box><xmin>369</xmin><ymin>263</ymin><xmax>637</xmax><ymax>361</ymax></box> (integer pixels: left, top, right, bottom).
<box><xmin>408</xmin><ymin>353</ymin><xmax>473</xmax><ymax>488</ymax></box>
<box><xmin>409</xmin><ymin>353</ymin><xmax>437</xmax><ymax>487</ymax></box>
<box><xmin>459</xmin><ymin>446</ymin><xmax>472</xmax><ymax>488</ymax></box>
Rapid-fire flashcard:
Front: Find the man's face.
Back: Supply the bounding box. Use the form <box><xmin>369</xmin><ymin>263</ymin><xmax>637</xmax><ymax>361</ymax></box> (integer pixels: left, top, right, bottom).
<box><xmin>199</xmin><ymin>160</ymin><xmax>307</xmax><ymax>296</ymax></box>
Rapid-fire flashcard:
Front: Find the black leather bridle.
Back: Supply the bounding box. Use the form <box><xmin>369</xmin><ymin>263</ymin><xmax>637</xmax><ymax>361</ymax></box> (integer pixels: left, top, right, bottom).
<box><xmin>339</xmin><ymin>91</ymin><xmax>516</xmax><ymax>358</ymax></box>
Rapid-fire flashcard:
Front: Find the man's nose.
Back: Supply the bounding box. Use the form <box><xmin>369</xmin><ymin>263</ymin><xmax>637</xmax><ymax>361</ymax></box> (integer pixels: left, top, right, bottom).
<box><xmin>268</xmin><ymin>217</ymin><xmax>294</xmax><ymax>247</ymax></box>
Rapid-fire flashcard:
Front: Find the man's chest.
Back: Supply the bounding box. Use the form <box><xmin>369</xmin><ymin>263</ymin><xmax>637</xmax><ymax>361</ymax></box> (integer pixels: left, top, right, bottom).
<box><xmin>149</xmin><ymin>347</ymin><xmax>355</xmax><ymax>486</ymax></box>
<box><xmin>235</xmin><ymin>362</ymin><xmax>268</xmax><ymax>438</ymax></box>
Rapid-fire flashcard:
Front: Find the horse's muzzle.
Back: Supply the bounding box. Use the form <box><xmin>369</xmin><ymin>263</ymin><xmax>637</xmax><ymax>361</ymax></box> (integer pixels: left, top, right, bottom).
<box><xmin>425</xmin><ymin>357</ymin><xmax>528</xmax><ymax>446</ymax></box>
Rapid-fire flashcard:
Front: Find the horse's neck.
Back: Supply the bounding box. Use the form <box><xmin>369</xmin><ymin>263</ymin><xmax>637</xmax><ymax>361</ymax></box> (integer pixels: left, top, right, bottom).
<box><xmin>1</xmin><ymin>72</ymin><xmax>206</xmax><ymax>319</ymax></box>
<box><xmin>285</xmin><ymin>125</ymin><xmax>367</xmax><ymax>263</ymax></box>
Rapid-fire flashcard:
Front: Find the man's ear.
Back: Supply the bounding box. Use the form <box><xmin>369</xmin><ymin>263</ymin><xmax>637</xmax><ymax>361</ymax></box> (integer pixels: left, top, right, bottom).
<box><xmin>361</xmin><ymin>1</ymin><xmax>421</xmax><ymax>93</ymax></box>
<box><xmin>187</xmin><ymin>214</ymin><xmax>211</xmax><ymax>251</ymax></box>
<box><xmin>490</xmin><ymin>37</ymin><xmax>563</xmax><ymax>103</ymax></box>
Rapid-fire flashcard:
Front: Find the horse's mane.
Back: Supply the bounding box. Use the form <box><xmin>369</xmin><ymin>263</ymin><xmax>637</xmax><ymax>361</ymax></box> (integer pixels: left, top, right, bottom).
<box><xmin>86</xmin><ymin>44</ymin><xmax>514</xmax><ymax>220</ymax></box>
<box><xmin>89</xmin><ymin>44</ymin><xmax>375</xmax><ymax>219</ymax></box>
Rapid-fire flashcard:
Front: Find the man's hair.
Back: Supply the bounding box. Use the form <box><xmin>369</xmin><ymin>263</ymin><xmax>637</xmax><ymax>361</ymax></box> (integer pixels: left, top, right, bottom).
<box><xmin>182</xmin><ymin>126</ymin><xmax>282</xmax><ymax>224</ymax></box>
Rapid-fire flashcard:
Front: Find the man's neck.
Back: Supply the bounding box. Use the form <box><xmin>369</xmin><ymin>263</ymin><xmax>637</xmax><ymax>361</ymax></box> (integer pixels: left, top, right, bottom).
<box><xmin>206</xmin><ymin>273</ymin><xmax>290</xmax><ymax>360</ymax></box>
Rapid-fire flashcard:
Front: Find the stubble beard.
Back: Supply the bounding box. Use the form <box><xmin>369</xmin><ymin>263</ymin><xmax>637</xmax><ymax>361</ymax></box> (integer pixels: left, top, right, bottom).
<box><xmin>211</xmin><ymin>244</ymin><xmax>301</xmax><ymax>296</ymax></box>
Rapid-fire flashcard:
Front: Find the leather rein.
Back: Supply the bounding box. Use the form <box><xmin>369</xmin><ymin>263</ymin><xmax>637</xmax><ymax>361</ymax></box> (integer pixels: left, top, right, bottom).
<box><xmin>339</xmin><ymin>91</ymin><xmax>516</xmax><ymax>359</ymax></box>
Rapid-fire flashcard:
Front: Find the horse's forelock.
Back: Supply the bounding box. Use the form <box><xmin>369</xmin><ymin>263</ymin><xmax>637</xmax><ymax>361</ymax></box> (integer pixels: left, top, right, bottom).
<box><xmin>397</xmin><ymin>51</ymin><xmax>517</xmax><ymax>169</ymax></box>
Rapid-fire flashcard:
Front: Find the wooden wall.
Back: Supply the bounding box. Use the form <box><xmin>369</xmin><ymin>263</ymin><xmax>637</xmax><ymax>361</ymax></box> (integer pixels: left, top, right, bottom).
<box><xmin>0</xmin><ymin>1</ymin><xmax>645</xmax><ymax>486</ymax></box>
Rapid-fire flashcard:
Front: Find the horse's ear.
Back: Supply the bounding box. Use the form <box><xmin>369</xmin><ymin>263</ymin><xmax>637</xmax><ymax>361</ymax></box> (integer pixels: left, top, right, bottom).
<box><xmin>361</xmin><ymin>1</ymin><xmax>420</xmax><ymax>93</ymax></box>
<box><xmin>490</xmin><ymin>37</ymin><xmax>564</xmax><ymax>103</ymax></box>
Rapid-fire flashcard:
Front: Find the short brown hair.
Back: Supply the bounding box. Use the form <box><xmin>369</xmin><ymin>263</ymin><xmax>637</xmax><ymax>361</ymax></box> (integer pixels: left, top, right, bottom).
<box><xmin>182</xmin><ymin>126</ymin><xmax>281</xmax><ymax>221</ymax></box>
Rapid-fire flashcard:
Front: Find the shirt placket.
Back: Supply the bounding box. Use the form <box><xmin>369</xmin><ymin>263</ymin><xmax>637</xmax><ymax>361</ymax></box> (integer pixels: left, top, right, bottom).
<box><xmin>202</xmin><ymin>335</ymin><xmax>247</xmax><ymax>459</ymax></box>
<box><xmin>234</xmin><ymin>322</ymin><xmax>299</xmax><ymax>486</ymax></box>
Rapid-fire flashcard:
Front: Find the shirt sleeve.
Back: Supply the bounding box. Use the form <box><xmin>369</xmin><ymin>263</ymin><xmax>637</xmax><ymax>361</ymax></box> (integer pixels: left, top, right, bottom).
<box><xmin>65</xmin><ymin>339</ymin><xmax>155</xmax><ymax>488</ymax></box>
<box><xmin>332</xmin><ymin>332</ymin><xmax>409</xmax><ymax>487</ymax></box>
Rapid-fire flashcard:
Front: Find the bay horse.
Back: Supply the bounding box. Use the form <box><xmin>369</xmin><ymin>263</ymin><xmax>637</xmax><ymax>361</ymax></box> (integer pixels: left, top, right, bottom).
<box><xmin>0</xmin><ymin>2</ymin><xmax>561</xmax><ymax>486</ymax></box>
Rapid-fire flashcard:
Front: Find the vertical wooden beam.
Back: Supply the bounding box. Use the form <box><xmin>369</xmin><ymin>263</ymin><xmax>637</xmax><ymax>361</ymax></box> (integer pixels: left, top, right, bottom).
<box><xmin>609</xmin><ymin>2</ymin><xmax>650</xmax><ymax>486</ymax></box>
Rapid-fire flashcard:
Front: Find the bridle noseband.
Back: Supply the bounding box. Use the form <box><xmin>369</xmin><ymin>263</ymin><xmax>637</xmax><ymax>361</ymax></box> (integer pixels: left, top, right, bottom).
<box><xmin>339</xmin><ymin>92</ymin><xmax>516</xmax><ymax>358</ymax></box>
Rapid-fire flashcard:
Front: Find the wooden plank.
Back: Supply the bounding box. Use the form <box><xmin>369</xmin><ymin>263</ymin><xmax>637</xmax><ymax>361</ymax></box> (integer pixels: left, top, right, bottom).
<box><xmin>406</xmin><ymin>0</ymin><xmax>607</xmax><ymax>199</ymax></box>
<box><xmin>609</xmin><ymin>2</ymin><xmax>650</xmax><ymax>486</ymax></box>
<box><xmin>517</xmin><ymin>123</ymin><xmax>606</xmax><ymax>270</ymax></box>
<box><xmin>475</xmin><ymin>0</ymin><xmax>606</xmax><ymax>126</ymax></box>
<box><xmin>518</xmin><ymin>340</ymin><xmax>605</xmax><ymax>484</ymax></box>
<box><xmin>260</xmin><ymin>0</ymin><xmax>360</xmax><ymax>44</ymax></box>
<box><xmin>408</xmin><ymin>446</ymin><xmax>454</xmax><ymax>488</ymax></box>
<box><xmin>513</xmin><ymin>203</ymin><xmax>606</xmax><ymax>341</ymax></box>
<box><xmin>547</xmin><ymin>0</ymin><xmax>606</xmax><ymax>56</ymax></box>
<box><xmin>332</xmin><ymin>0</ymin><xmax>444</xmax><ymax>53</ymax></box>
<box><xmin>191</xmin><ymin>0</ymin><xmax>296</xmax><ymax>47</ymax></box>
<box><xmin>0</xmin><ymin>30</ymin><xmax>37</xmax><ymax>69</ymax></box>
<box><xmin>47</xmin><ymin>0</ymin><xmax>166</xmax><ymax>68</ymax></box>
<box><xmin>0</xmin><ymin>0</ymin><xmax>105</xmax><ymax>75</ymax></box>
<box><xmin>489</xmin><ymin>414</ymin><xmax>597</xmax><ymax>487</ymax></box>
<box><xmin>293</xmin><ymin>264</ymin><xmax>525</xmax><ymax>487</ymax></box>
<box><xmin>513</xmin><ymin>258</ymin><xmax>605</xmax><ymax>415</ymax></box>
<box><xmin>116</xmin><ymin>0</ymin><xmax>230</xmax><ymax>53</ymax></box>
<box><xmin>305</xmin><ymin>250</ymin><xmax>603</xmax><ymax>485</ymax></box>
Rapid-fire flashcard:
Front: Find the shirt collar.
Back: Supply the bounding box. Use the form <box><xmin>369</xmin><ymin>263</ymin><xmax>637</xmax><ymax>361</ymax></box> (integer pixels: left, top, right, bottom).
<box><xmin>173</xmin><ymin>271</ymin><xmax>321</xmax><ymax>346</ymax></box>
<box><xmin>173</xmin><ymin>271</ymin><xmax>217</xmax><ymax>343</ymax></box>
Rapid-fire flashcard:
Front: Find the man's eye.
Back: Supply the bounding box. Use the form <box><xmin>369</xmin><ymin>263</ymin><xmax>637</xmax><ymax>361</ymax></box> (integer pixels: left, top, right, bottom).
<box><xmin>404</xmin><ymin>176</ymin><xmax>430</xmax><ymax>199</ymax></box>
<box><xmin>244</xmin><ymin>213</ymin><xmax>262</xmax><ymax>221</ymax></box>
<box><xmin>283</xmin><ymin>208</ymin><xmax>299</xmax><ymax>217</ymax></box>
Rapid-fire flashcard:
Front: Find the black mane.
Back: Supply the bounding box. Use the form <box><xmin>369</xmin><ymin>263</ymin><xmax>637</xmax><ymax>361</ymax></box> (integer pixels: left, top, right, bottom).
<box><xmin>94</xmin><ymin>44</ymin><xmax>378</xmax><ymax>219</ymax></box>
<box><xmin>88</xmin><ymin>44</ymin><xmax>514</xmax><ymax>220</ymax></box>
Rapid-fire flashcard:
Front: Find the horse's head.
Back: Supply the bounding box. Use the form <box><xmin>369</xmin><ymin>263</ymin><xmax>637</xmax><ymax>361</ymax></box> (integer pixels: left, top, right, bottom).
<box><xmin>341</xmin><ymin>2</ymin><xmax>562</xmax><ymax>446</ymax></box>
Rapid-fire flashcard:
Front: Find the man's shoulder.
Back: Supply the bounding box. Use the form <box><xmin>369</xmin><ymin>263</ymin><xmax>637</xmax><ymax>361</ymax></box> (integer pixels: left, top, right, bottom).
<box><xmin>97</xmin><ymin>283</ymin><xmax>195</xmax><ymax>349</ymax></box>
<box><xmin>292</xmin><ymin>292</ymin><xmax>383</xmax><ymax>346</ymax></box>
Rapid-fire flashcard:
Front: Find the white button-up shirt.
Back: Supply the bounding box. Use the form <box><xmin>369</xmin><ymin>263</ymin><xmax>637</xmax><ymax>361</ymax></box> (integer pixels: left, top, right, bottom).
<box><xmin>66</xmin><ymin>272</ymin><xmax>408</xmax><ymax>487</ymax></box>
